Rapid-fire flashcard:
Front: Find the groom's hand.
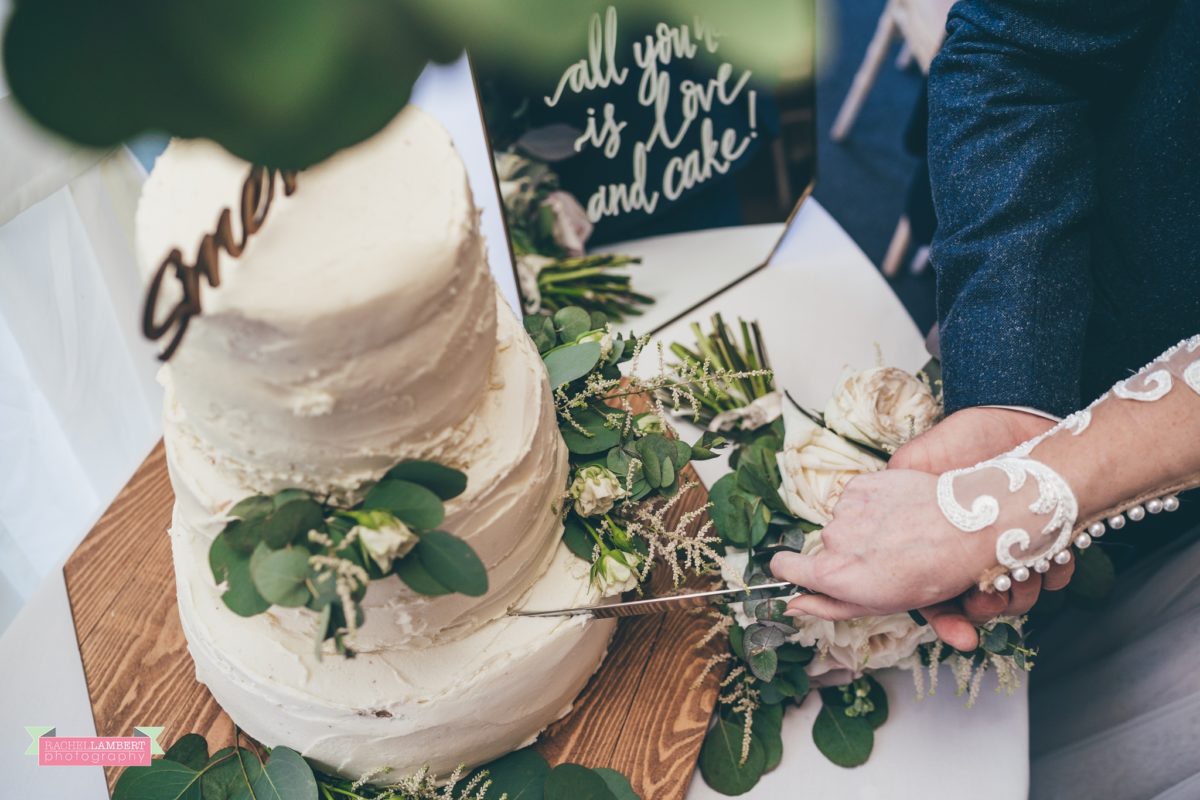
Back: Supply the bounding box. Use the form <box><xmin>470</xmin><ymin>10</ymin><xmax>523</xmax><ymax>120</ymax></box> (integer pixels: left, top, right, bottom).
<box><xmin>889</xmin><ymin>406</ymin><xmax>1074</xmax><ymax>651</ymax></box>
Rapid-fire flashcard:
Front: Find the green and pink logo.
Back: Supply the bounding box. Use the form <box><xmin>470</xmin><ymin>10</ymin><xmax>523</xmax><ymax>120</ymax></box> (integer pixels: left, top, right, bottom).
<box><xmin>25</xmin><ymin>726</ymin><xmax>163</xmax><ymax>767</ymax></box>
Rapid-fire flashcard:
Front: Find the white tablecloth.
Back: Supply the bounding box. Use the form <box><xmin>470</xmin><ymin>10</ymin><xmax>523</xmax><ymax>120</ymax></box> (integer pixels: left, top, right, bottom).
<box><xmin>0</xmin><ymin>57</ymin><xmax>1027</xmax><ymax>799</ymax></box>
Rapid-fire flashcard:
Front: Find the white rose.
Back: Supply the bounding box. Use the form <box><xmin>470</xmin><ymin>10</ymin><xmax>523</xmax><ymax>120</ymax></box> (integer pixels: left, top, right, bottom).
<box><xmin>495</xmin><ymin>152</ymin><xmax>553</xmax><ymax>219</ymax></box>
<box><xmin>824</xmin><ymin>366</ymin><xmax>942</xmax><ymax>454</ymax></box>
<box><xmin>576</xmin><ymin>329</ymin><xmax>614</xmax><ymax>359</ymax></box>
<box><xmin>707</xmin><ymin>391</ymin><xmax>783</xmax><ymax>432</ymax></box>
<box><xmin>516</xmin><ymin>254</ymin><xmax>553</xmax><ymax>314</ymax></box>
<box><xmin>593</xmin><ymin>550</ymin><xmax>641</xmax><ymax>597</ymax></box>
<box><xmin>542</xmin><ymin>190</ymin><xmax>593</xmax><ymax>257</ymax></box>
<box><xmin>776</xmin><ymin>402</ymin><xmax>885</xmax><ymax>525</ymax></box>
<box><xmin>348</xmin><ymin>510</ymin><xmax>418</xmax><ymax>572</ymax></box>
<box><xmin>635</xmin><ymin>413</ymin><xmax>666</xmax><ymax>434</ymax></box>
<box><xmin>570</xmin><ymin>465</ymin><xmax>626</xmax><ymax>517</ymax></box>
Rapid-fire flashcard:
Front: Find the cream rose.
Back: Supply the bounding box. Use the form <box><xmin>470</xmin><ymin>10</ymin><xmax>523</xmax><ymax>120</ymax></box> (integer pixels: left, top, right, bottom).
<box><xmin>570</xmin><ymin>465</ymin><xmax>626</xmax><ymax>517</ymax></box>
<box><xmin>707</xmin><ymin>391</ymin><xmax>783</xmax><ymax>432</ymax></box>
<box><xmin>824</xmin><ymin>366</ymin><xmax>941</xmax><ymax>454</ymax></box>
<box><xmin>776</xmin><ymin>402</ymin><xmax>885</xmax><ymax>525</ymax></box>
<box><xmin>347</xmin><ymin>510</ymin><xmax>418</xmax><ymax>572</ymax></box>
<box><xmin>542</xmin><ymin>190</ymin><xmax>593</xmax><ymax>257</ymax></box>
<box><xmin>515</xmin><ymin>254</ymin><xmax>553</xmax><ymax>314</ymax></box>
<box><xmin>593</xmin><ymin>550</ymin><xmax>642</xmax><ymax>597</ymax></box>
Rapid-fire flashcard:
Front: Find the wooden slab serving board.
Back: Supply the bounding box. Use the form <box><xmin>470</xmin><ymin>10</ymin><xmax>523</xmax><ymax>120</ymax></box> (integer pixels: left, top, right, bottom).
<box><xmin>64</xmin><ymin>441</ymin><xmax>725</xmax><ymax>799</ymax></box>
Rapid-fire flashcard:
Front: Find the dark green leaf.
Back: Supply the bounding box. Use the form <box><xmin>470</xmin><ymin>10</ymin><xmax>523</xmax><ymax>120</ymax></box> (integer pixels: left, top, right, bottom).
<box><xmin>200</xmin><ymin>748</ymin><xmax>252</xmax><ymax>800</ymax></box>
<box><xmin>588</xmin><ymin>311</ymin><xmax>609</xmax><ymax>331</ymax></box>
<box><xmin>776</xmin><ymin>643</ymin><xmax>814</xmax><ymax>665</ymax></box>
<box><xmin>554</xmin><ymin>307</ymin><xmax>592</xmax><ymax>342</ymax></box>
<box><xmin>544</xmin><ymin>764</ymin><xmax>617</xmax><ymax>800</ymax></box>
<box><xmin>592</xmin><ymin>768</ymin><xmax>638</xmax><ymax>800</ymax></box>
<box><xmin>525</xmin><ymin>315</ymin><xmax>558</xmax><ymax>354</ymax></box>
<box><xmin>752</xmin><ymin>703</ymin><xmax>785</xmax><ymax>772</ymax></box>
<box><xmin>251</xmin><ymin>547</ymin><xmax>312</xmax><ymax>607</ymax></box>
<box><xmin>384</xmin><ymin>460</ymin><xmax>467</xmax><ymax>500</ymax></box>
<box><xmin>241</xmin><ymin>747</ymin><xmax>315</xmax><ymax>800</ymax></box>
<box><xmin>474</xmin><ymin>747</ymin><xmax>550</xmax><ymax>800</ymax></box>
<box><xmin>709</xmin><ymin>474</ymin><xmax>751</xmax><ymax>546</ymax></box>
<box><xmin>606</xmin><ymin>446</ymin><xmax>633</xmax><ymax>476</ymax></box>
<box><xmin>745</xmin><ymin>623</ymin><xmax>785</xmax><ymax>650</ymax></box>
<box><xmin>747</xmin><ymin>648</ymin><xmax>778</xmax><ymax>683</ymax></box>
<box><xmin>416</xmin><ymin>530</ymin><xmax>488</xmax><ymax>596</ymax></box>
<box><xmin>728</xmin><ymin>625</ymin><xmax>746</xmax><ymax>660</ymax></box>
<box><xmin>221</xmin><ymin>519</ymin><xmax>261</xmax><ymax>555</ymax></box>
<box><xmin>260</xmin><ymin>498</ymin><xmax>325</xmax><ymax>549</ymax></box>
<box><xmin>163</xmin><ymin>734</ymin><xmax>208</xmax><ymax>771</ymax></box>
<box><xmin>113</xmin><ymin>759</ymin><xmax>202</xmax><ymax>800</ymax></box>
<box><xmin>363</xmin><ymin>479</ymin><xmax>445</xmax><ymax>529</ymax></box>
<box><xmin>210</xmin><ymin>536</ymin><xmax>271</xmax><ymax>617</ymax></box>
<box><xmin>863</xmin><ymin>675</ymin><xmax>889</xmax><ymax>729</ymax></box>
<box><xmin>394</xmin><ymin>552</ymin><xmax>453</xmax><ymax>596</ymax></box>
<box><xmin>812</xmin><ymin>704</ymin><xmax>873</xmax><ymax>768</ymax></box>
<box><xmin>562</xmin><ymin>515</ymin><xmax>595</xmax><ymax>561</ymax></box>
<box><xmin>229</xmin><ymin>495</ymin><xmax>273</xmax><ymax>521</ymax></box>
<box><xmin>980</xmin><ymin>623</ymin><xmax>1015</xmax><ymax>655</ymax></box>
<box><xmin>699</xmin><ymin>717</ymin><xmax>765</xmax><ymax>795</ymax></box>
<box><xmin>560</xmin><ymin>408</ymin><xmax>621</xmax><ymax>455</ymax></box>
<box><xmin>544</xmin><ymin>342</ymin><xmax>602</xmax><ymax>388</ymax></box>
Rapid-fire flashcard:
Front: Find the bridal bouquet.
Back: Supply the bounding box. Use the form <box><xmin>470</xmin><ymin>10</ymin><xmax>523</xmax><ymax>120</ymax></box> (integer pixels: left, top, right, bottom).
<box><xmin>498</xmin><ymin>152</ymin><xmax>653</xmax><ymax>319</ymax></box>
<box><xmin>670</xmin><ymin>319</ymin><xmax>1034</xmax><ymax>793</ymax></box>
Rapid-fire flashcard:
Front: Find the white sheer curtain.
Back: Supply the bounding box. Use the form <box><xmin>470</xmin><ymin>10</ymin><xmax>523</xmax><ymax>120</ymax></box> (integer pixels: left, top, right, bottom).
<box><xmin>0</xmin><ymin>18</ymin><xmax>162</xmax><ymax>634</ymax></box>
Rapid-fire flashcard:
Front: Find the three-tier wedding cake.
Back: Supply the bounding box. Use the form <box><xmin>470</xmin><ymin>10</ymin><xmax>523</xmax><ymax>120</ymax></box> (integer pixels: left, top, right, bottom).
<box><xmin>136</xmin><ymin>106</ymin><xmax>615</xmax><ymax>778</ymax></box>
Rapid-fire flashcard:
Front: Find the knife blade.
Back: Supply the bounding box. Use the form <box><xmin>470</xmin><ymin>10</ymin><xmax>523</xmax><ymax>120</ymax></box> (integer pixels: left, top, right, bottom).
<box><xmin>507</xmin><ymin>581</ymin><xmax>805</xmax><ymax>619</ymax></box>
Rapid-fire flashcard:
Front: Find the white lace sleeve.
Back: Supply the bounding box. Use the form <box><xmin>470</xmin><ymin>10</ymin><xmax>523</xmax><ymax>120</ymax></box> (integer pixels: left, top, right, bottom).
<box><xmin>937</xmin><ymin>335</ymin><xmax>1200</xmax><ymax>592</ymax></box>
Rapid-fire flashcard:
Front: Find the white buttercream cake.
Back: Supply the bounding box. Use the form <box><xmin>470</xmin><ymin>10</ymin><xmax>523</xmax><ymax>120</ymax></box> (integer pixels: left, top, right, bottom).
<box><xmin>136</xmin><ymin>106</ymin><xmax>616</xmax><ymax>778</ymax></box>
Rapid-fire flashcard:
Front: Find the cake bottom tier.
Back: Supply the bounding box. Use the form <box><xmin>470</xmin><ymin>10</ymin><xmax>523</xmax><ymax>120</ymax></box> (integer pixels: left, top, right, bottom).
<box><xmin>174</xmin><ymin>539</ymin><xmax>615</xmax><ymax>780</ymax></box>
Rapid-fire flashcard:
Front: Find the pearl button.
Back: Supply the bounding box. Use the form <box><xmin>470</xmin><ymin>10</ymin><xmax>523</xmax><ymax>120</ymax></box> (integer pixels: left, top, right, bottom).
<box><xmin>1073</xmin><ymin>533</ymin><xmax>1092</xmax><ymax>550</ymax></box>
<box><xmin>993</xmin><ymin>574</ymin><xmax>1012</xmax><ymax>592</ymax></box>
<box><xmin>1088</xmin><ymin>522</ymin><xmax>1106</xmax><ymax>538</ymax></box>
<box><xmin>1012</xmin><ymin>566</ymin><xmax>1031</xmax><ymax>583</ymax></box>
<box><xmin>1164</xmin><ymin>496</ymin><xmax>1180</xmax><ymax>512</ymax></box>
<box><xmin>1108</xmin><ymin>514</ymin><xmax>1126</xmax><ymax>530</ymax></box>
<box><xmin>1147</xmin><ymin>498</ymin><xmax>1164</xmax><ymax>514</ymax></box>
<box><xmin>1128</xmin><ymin>505</ymin><xmax>1146</xmax><ymax>522</ymax></box>
<box><xmin>1034</xmin><ymin>559</ymin><xmax>1051</xmax><ymax>574</ymax></box>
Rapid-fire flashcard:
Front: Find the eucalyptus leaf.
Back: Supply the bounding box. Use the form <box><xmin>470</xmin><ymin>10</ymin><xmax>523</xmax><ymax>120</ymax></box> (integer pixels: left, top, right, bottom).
<box><xmin>260</xmin><ymin>498</ymin><xmax>325</xmax><ymax>549</ymax></box>
<box><xmin>587</xmin><ymin>311</ymin><xmax>609</xmax><ymax>331</ymax></box>
<box><xmin>221</xmin><ymin>519</ymin><xmax>260</xmax><ymax>555</ymax></box>
<box><xmin>473</xmin><ymin>747</ymin><xmax>550</xmax><ymax>800</ymax></box>
<box><xmin>554</xmin><ymin>307</ymin><xmax>592</xmax><ymax>342</ymax></box>
<box><xmin>592</xmin><ymin>768</ymin><xmax>639</xmax><ymax>800</ymax></box>
<box><xmin>981</xmin><ymin>623</ymin><xmax>1015</xmax><ymax>655</ymax></box>
<box><xmin>210</xmin><ymin>536</ymin><xmax>271</xmax><ymax>617</ymax></box>
<box><xmin>709</xmin><ymin>474</ymin><xmax>750</xmax><ymax>546</ymax></box>
<box><xmin>200</xmin><ymin>747</ymin><xmax>253</xmax><ymax>800</ymax></box>
<box><xmin>384</xmin><ymin>460</ymin><xmax>468</xmax><ymax>500</ymax></box>
<box><xmin>752</xmin><ymin>703</ymin><xmax>785</xmax><ymax>772</ymax></box>
<box><xmin>229</xmin><ymin>495</ymin><xmax>273</xmax><ymax>521</ymax></box>
<box><xmin>747</xmin><ymin>648</ymin><xmax>778</xmax><ymax>683</ymax></box>
<box><xmin>863</xmin><ymin>675</ymin><xmax>889</xmax><ymax>729</ymax></box>
<box><xmin>524</xmin><ymin>315</ymin><xmax>558</xmax><ymax>354</ymax></box>
<box><xmin>163</xmin><ymin>734</ymin><xmax>208</xmax><ymax>771</ymax></box>
<box><xmin>606</xmin><ymin>446</ymin><xmax>633</xmax><ymax>476</ymax></box>
<box><xmin>745</xmin><ymin>623</ymin><xmax>785</xmax><ymax>651</ymax></box>
<box><xmin>699</xmin><ymin>717</ymin><xmax>765</xmax><ymax>795</ymax></box>
<box><xmin>543</xmin><ymin>342</ymin><xmax>601</xmax><ymax>388</ymax></box>
<box><xmin>728</xmin><ymin>625</ymin><xmax>746</xmax><ymax>659</ymax></box>
<box><xmin>776</xmin><ymin>643</ymin><xmax>815</xmax><ymax>665</ymax></box>
<box><xmin>251</xmin><ymin>547</ymin><xmax>312</xmax><ymax>607</ymax></box>
<box><xmin>811</xmin><ymin>704</ymin><xmax>874</xmax><ymax>768</ymax></box>
<box><xmin>243</xmin><ymin>747</ymin><xmax>316</xmax><ymax>800</ymax></box>
<box><xmin>393</xmin><ymin>552</ymin><xmax>453</xmax><ymax>596</ymax></box>
<box><xmin>362</xmin><ymin>479</ymin><xmax>445</xmax><ymax>529</ymax></box>
<box><xmin>543</xmin><ymin>764</ymin><xmax>616</xmax><ymax>800</ymax></box>
<box><xmin>416</xmin><ymin>530</ymin><xmax>488</xmax><ymax>596</ymax></box>
<box><xmin>112</xmin><ymin>759</ymin><xmax>203</xmax><ymax>800</ymax></box>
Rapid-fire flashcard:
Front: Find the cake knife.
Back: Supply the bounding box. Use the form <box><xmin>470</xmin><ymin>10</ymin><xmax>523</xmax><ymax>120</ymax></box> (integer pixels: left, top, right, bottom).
<box><xmin>508</xmin><ymin>581</ymin><xmax>805</xmax><ymax>619</ymax></box>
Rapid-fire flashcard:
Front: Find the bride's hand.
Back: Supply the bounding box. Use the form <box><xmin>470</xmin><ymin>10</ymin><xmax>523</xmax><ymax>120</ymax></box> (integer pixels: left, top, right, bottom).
<box><xmin>768</xmin><ymin>469</ymin><xmax>1000</xmax><ymax>620</ymax></box>
<box><xmin>890</xmin><ymin>407</ymin><xmax>1073</xmax><ymax>649</ymax></box>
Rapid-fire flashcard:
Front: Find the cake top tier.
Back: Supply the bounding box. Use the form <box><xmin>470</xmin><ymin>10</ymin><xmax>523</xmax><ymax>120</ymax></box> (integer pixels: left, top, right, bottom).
<box><xmin>138</xmin><ymin>106</ymin><xmax>499</xmax><ymax>493</ymax></box>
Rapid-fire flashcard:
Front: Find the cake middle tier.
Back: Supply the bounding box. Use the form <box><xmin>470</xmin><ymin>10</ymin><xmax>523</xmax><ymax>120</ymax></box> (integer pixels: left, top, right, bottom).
<box><xmin>165</xmin><ymin>295</ymin><xmax>570</xmax><ymax>647</ymax></box>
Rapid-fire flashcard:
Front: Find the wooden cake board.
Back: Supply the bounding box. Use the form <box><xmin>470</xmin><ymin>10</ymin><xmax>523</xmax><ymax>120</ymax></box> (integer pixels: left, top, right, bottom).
<box><xmin>63</xmin><ymin>442</ymin><xmax>725</xmax><ymax>799</ymax></box>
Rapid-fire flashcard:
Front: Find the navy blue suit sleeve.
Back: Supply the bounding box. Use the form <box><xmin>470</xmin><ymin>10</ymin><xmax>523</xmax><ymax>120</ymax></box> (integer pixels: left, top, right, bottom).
<box><xmin>928</xmin><ymin>0</ymin><xmax>1172</xmax><ymax>416</ymax></box>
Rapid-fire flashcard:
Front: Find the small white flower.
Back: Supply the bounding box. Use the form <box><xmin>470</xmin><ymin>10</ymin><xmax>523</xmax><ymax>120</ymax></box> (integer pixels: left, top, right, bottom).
<box><xmin>635</xmin><ymin>413</ymin><xmax>667</xmax><ymax>434</ymax></box>
<box><xmin>824</xmin><ymin>366</ymin><xmax>942</xmax><ymax>454</ymax></box>
<box><xmin>707</xmin><ymin>391</ymin><xmax>783</xmax><ymax>432</ymax></box>
<box><xmin>776</xmin><ymin>402</ymin><xmax>885</xmax><ymax>525</ymax></box>
<box><xmin>576</xmin><ymin>328</ymin><xmax>614</xmax><ymax>359</ymax></box>
<box><xmin>541</xmin><ymin>190</ymin><xmax>593</xmax><ymax>257</ymax></box>
<box><xmin>346</xmin><ymin>510</ymin><xmax>417</xmax><ymax>572</ymax></box>
<box><xmin>569</xmin><ymin>465</ymin><xmax>626</xmax><ymax>517</ymax></box>
<box><xmin>593</xmin><ymin>550</ymin><xmax>642</xmax><ymax>596</ymax></box>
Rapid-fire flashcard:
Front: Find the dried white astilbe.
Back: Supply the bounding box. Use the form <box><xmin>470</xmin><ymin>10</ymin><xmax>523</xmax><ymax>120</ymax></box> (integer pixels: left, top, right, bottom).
<box><xmin>717</xmin><ymin>665</ymin><xmax>761</xmax><ymax>766</ymax></box>
<box><xmin>359</xmin><ymin>764</ymin><xmax>495</xmax><ymax>800</ymax></box>
<box><xmin>624</xmin><ymin>480</ymin><xmax>730</xmax><ymax>587</ymax></box>
<box><xmin>309</xmin><ymin>554</ymin><xmax>369</xmax><ymax>638</ymax></box>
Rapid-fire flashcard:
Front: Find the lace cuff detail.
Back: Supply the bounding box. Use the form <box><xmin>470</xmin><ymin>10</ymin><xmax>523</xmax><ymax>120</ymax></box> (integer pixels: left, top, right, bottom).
<box><xmin>937</xmin><ymin>335</ymin><xmax>1200</xmax><ymax>592</ymax></box>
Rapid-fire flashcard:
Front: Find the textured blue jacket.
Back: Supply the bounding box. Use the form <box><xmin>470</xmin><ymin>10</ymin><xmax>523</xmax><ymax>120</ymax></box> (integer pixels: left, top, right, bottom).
<box><xmin>928</xmin><ymin>0</ymin><xmax>1200</xmax><ymax>416</ymax></box>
